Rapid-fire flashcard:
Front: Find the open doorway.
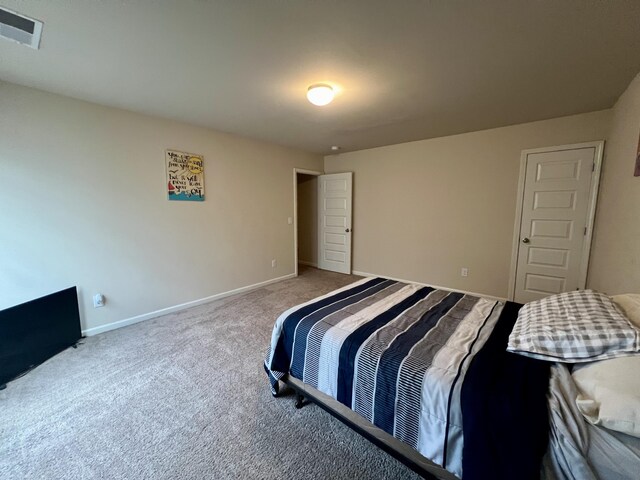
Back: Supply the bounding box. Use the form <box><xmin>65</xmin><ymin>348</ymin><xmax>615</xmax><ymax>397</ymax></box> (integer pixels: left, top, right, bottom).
<box><xmin>293</xmin><ymin>168</ymin><xmax>322</xmax><ymax>276</ymax></box>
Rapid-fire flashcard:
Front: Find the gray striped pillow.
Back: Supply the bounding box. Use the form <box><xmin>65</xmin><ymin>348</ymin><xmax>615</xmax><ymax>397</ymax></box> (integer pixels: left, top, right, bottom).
<box><xmin>508</xmin><ymin>290</ymin><xmax>640</xmax><ymax>362</ymax></box>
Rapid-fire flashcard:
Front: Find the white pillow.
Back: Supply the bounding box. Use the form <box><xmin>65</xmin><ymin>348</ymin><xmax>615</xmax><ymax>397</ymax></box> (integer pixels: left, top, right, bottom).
<box><xmin>572</xmin><ymin>356</ymin><xmax>640</xmax><ymax>438</ymax></box>
<box><xmin>612</xmin><ymin>294</ymin><xmax>640</xmax><ymax>328</ymax></box>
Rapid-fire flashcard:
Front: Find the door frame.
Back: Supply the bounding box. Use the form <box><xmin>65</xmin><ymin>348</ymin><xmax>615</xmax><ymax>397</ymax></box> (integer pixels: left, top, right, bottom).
<box><xmin>507</xmin><ymin>141</ymin><xmax>605</xmax><ymax>301</ymax></box>
<box><xmin>293</xmin><ymin>168</ymin><xmax>323</xmax><ymax>277</ymax></box>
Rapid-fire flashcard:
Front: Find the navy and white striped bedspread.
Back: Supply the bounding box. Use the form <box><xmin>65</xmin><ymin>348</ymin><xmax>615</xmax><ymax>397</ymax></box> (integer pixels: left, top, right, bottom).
<box><xmin>264</xmin><ymin>277</ymin><xmax>504</xmax><ymax>477</ymax></box>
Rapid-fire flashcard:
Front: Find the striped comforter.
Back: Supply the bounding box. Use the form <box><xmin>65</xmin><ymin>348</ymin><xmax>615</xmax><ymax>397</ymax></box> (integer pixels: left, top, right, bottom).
<box><xmin>264</xmin><ymin>277</ymin><xmax>505</xmax><ymax>478</ymax></box>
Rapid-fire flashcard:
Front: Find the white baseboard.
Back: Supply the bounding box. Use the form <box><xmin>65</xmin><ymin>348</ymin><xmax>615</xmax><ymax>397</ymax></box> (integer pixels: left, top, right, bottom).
<box><xmin>82</xmin><ymin>273</ymin><xmax>296</xmax><ymax>337</ymax></box>
<box><xmin>298</xmin><ymin>260</ymin><xmax>318</xmax><ymax>267</ymax></box>
<box><xmin>352</xmin><ymin>270</ymin><xmax>506</xmax><ymax>302</ymax></box>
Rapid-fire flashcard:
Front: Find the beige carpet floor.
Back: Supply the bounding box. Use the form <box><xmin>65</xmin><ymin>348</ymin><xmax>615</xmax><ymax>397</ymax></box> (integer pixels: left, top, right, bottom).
<box><xmin>0</xmin><ymin>266</ymin><xmax>421</xmax><ymax>480</ymax></box>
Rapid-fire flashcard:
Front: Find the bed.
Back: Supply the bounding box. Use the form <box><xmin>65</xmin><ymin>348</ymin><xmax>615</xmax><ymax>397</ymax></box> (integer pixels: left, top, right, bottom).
<box><xmin>264</xmin><ymin>277</ymin><xmax>640</xmax><ymax>479</ymax></box>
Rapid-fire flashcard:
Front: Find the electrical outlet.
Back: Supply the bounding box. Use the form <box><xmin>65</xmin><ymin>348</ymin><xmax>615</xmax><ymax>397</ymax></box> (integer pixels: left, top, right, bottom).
<box><xmin>93</xmin><ymin>293</ymin><xmax>105</xmax><ymax>308</ymax></box>
<box><xmin>272</xmin><ymin>259</ymin><xmax>277</xmax><ymax>268</ymax></box>
<box><xmin>461</xmin><ymin>267</ymin><xmax>469</xmax><ymax>277</ymax></box>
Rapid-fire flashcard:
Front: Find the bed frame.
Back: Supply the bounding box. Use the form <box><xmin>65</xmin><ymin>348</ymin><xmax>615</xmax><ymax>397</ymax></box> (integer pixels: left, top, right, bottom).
<box><xmin>281</xmin><ymin>375</ymin><xmax>458</xmax><ymax>480</ymax></box>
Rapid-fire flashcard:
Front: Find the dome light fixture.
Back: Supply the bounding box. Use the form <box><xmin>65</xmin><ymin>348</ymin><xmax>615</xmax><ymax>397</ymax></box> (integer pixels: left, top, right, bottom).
<box><xmin>307</xmin><ymin>83</ymin><xmax>334</xmax><ymax>106</ymax></box>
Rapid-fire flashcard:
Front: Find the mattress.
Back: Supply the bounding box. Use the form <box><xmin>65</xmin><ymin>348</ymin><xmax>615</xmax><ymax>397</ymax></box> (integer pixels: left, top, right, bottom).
<box><xmin>264</xmin><ymin>277</ymin><xmax>551</xmax><ymax>479</ymax></box>
<box><xmin>544</xmin><ymin>363</ymin><xmax>640</xmax><ymax>480</ymax></box>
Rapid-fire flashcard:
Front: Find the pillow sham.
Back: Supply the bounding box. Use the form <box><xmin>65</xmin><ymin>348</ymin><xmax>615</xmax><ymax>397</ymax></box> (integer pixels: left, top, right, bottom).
<box><xmin>507</xmin><ymin>289</ymin><xmax>640</xmax><ymax>362</ymax></box>
<box><xmin>612</xmin><ymin>293</ymin><xmax>640</xmax><ymax>328</ymax></box>
<box><xmin>573</xmin><ymin>356</ymin><xmax>640</xmax><ymax>438</ymax></box>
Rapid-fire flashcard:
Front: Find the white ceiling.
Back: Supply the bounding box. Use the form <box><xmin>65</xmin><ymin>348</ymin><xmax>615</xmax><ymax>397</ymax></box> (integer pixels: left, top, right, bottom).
<box><xmin>1</xmin><ymin>1</ymin><xmax>639</xmax><ymax>154</ymax></box>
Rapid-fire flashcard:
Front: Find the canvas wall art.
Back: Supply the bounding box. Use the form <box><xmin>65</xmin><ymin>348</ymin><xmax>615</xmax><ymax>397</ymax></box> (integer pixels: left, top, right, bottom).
<box><xmin>635</xmin><ymin>129</ymin><xmax>640</xmax><ymax>177</ymax></box>
<box><xmin>166</xmin><ymin>149</ymin><xmax>205</xmax><ymax>201</ymax></box>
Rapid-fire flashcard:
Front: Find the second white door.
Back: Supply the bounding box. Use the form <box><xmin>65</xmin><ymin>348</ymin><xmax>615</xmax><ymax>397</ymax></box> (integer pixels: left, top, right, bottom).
<box><xmin>513</xmin><ymin>143</ymin><xmax>602</xmax><ymax>304</ymax></box>
<box><xmin>318</xmin><ymin>172</ymin><xmax>353</xmax><ymax>274</ymax></box>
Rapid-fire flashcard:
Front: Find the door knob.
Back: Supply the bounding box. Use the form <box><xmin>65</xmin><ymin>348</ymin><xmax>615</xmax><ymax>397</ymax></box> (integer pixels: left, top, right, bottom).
<box><xmin>345</xmin><ymin>228</ymin><xmax>350</xmax><ymax>233</ymax></box>
<box><xmin>522</xmin><ymin>237</ymin><xmax>530</xmax><ymax>244</ymax></box>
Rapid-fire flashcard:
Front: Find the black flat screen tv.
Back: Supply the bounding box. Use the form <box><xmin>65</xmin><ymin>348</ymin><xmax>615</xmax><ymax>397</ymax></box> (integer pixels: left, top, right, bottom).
<box><xmin>0</xmin><ymin>287</ymin><xmax>82</xmax><ymax>387</ymax></box>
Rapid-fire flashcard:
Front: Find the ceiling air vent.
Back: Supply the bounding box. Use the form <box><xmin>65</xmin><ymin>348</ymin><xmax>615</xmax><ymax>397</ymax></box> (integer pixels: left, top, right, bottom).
<box><xmin>0</xmin><ymin>6</ymin><xmax>42</xmax><ymax>49</ymax></box>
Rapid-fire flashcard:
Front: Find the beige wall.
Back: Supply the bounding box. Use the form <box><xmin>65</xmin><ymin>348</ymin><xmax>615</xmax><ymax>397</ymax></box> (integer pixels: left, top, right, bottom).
<box><xmin>324</xmin><ymin>110</ymin><xmax>612</xmax><ymax>298</ymax></box>
<box><xmin>297</xmin><ymin>174</ymin><xmax>318</xmax><ymax>265</ymax></box>
<box><xmin>589</xmin><ymin>73</ymin><xmax>640</xmax><ymax>294</ymax></box>
<box><xmin>0</xmin><ymin>81</ymin><xmax>322</xmax><ymax>332</ymax></box>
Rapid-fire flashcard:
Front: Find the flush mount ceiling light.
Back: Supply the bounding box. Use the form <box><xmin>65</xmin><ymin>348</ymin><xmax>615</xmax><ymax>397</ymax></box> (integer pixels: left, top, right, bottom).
<box><xmin>307</xmin><ymin>83</ymin><xmax>334</xmax><ymax>106</ymax></box>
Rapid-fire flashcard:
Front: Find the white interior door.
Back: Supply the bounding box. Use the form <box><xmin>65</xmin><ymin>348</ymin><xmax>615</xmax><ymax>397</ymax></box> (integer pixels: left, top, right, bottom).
<box><xmin>318</xmin><ymin>172</ymin><xmax>353</xmax><ymax>274</ymax></box>
<box><xmin>513</xmin><ymin>145</ymin><xmax>601</xmax><ymax>304</ymax></box>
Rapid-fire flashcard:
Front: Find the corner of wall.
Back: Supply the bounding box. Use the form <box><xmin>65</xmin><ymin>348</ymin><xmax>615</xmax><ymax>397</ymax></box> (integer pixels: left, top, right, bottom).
<box><xmin>588</xmin><ymin>71</ymin><xmax>640</xmax><ymax>294</ymax></box>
